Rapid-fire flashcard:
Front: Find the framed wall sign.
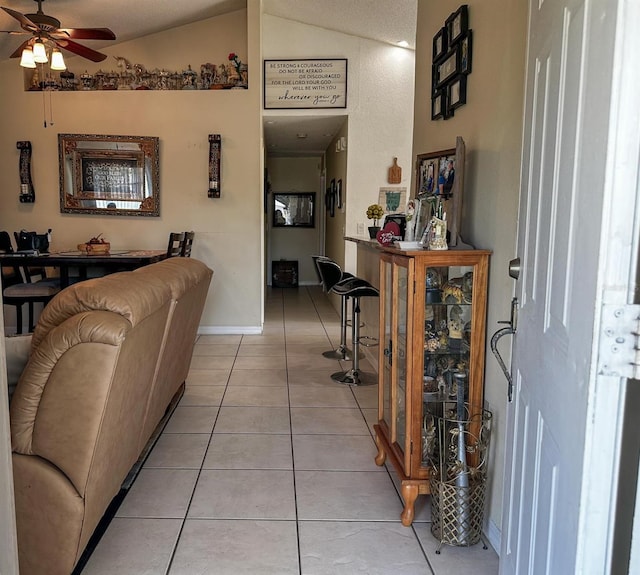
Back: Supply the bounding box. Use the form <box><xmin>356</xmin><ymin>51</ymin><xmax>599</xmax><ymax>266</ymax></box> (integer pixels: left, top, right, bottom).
<box><xmin>264</xmin><ymin>59</ymin><xmax>347</xmax><ymax>109</ymax></box>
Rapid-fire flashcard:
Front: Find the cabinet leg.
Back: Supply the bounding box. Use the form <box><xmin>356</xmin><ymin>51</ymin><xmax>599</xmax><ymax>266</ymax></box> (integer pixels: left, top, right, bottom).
<box><xmin>400</xmin><ymin>483</ymin><xmax>419</xmax><ymax>526</ymax></box>
<box><xmin>374</xmin><ymin>433</ymin><xmax>387</xmax><ymax>466</ymax></box>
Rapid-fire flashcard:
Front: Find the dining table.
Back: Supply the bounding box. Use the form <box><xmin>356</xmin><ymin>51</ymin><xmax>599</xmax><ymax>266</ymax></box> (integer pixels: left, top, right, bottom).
<box><xmin>0</xmin><ymin>249</ymin><xmax>167</xmax><ymax>288</ymax></box>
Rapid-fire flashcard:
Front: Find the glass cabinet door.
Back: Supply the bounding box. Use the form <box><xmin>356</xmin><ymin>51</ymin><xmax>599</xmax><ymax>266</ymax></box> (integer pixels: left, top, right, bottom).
<box><xmin>380</xmin><ymin>258</ymin><xmax>392</xmax><ymax>429</ymax></box>
<box><xmin>394</xmin><ymin>262</ymin><xmax>409</xmax><ymax>453</ymax></box>
<box><xmin>421</xmin><ymin>263</ymin><xmax>475</xmax><ymax>468</ymax></box>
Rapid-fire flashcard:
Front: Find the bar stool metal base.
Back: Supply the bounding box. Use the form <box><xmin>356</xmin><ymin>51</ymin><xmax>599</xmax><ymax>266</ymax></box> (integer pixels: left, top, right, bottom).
<box><xmin>323</xmin><ymin>345</ymin><xmax>364</xmax><ymax>361</ymax></box>
<box><xmin>323</xmin><ymin>345</ymin><xmax>351</xmax><ymax>360</ymax></box>
<box><xmin>331</xmin><ymin>368</ymin><xmax>377</xmax><ymax>386</ymax></box>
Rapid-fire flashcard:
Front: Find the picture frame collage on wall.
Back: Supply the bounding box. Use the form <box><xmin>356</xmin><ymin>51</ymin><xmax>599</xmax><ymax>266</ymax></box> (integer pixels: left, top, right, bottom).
<box><xmin>431</xmin><ymin>5</ymin><xmax>473</xmax><ymax>120</ymax></box>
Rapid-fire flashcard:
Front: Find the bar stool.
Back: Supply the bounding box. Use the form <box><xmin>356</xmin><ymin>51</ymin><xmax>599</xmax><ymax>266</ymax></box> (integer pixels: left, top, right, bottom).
<box><xmin>331</xmin><ymin>279</ymin><xmax>379</xmax><ymax>386</ymax></box>
<box><xmin>312</xmin><ymin>256</ymin><xmax>360</xmax><ymax>361</ymax></box>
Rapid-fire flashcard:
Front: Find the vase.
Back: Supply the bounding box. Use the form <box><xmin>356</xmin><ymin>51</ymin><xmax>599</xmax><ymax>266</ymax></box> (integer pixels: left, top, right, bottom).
<box><xmin>368</xmin><ymin>226</ymin><xmax>380</xmax><ymax>239</ymax></box>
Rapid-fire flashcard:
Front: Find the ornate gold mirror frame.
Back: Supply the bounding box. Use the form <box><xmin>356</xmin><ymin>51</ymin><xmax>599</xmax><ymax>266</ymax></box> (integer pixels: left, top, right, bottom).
<box><xmin>58</xmin><ymin>134</ymin><xmax>160</xmax><ymax>216</ymax></box>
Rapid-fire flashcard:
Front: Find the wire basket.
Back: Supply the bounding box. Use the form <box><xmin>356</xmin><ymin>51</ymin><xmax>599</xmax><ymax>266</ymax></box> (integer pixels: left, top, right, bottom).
<box><xmin>427</xmin><ymin>404</ymin><xmax>492</xmax><ymax>550</ymax></box>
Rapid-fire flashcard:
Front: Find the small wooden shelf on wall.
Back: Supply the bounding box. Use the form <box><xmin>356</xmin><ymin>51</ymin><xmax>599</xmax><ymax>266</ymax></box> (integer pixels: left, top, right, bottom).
<box><xmin>22</xmin><ymin>59</ymin><xmax>248</xmax><ymax>92</ymax></box>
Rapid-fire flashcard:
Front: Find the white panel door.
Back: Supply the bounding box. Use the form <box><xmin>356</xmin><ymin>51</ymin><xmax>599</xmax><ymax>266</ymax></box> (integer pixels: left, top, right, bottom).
<box><xmin>500</xmin><ymin>0</ymin><xmax>640</xmax><ymax>573</ymax></box>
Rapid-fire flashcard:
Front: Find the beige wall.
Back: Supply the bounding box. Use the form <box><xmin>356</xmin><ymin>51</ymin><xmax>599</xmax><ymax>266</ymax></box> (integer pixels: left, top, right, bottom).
<box><xmin>414</xmin><ymin>0</ymin><xmax>528</xmax><ymax>544</ymax></box>
<box><xmin>325</xmin><ymin>122</ymin><xmax>348</xmax><ymax>270</ymax></box>
<box><xmin>267</xmin><ymin>156</ymin><xmax>323</xmax><ymax>284</ymax></box>
<box><xmin>0</xmin><ymin>8</ymin><xmax>264</xmax><ymax>332</ymax></box>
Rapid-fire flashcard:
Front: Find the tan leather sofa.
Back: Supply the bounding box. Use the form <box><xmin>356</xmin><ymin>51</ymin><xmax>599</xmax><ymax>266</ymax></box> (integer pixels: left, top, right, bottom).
<box><xmin>9</xmin><ymin>257</ymin><xmax>213</xmax><ymax>575</ymax></box>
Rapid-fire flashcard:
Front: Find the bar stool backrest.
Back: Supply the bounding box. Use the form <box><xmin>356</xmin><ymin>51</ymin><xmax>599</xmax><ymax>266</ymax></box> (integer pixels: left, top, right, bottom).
<box><xmin>315</xmin><ymin>257</ymin><xmax>344</xmax><ymax>293</ymax></box>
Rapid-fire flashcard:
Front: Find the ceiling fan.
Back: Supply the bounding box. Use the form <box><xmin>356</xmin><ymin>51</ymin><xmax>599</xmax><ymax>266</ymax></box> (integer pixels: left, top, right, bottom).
<box><xmin>1</xmin><ymin>0</ymin><xmax>116</xmax><ymax>62</ymax></box>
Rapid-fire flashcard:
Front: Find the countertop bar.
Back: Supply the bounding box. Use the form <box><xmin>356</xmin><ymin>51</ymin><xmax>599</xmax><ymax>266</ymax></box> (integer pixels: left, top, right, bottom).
<box><xmin>345</xmin><ymin>235</ymin><xmax>491</xmax><ymax>257</ymax></box>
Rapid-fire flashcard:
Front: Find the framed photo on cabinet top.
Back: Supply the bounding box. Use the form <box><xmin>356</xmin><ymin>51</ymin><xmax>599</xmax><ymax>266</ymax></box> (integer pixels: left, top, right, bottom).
<box><xmin>415</xmin><ymin>136</ymin><xmax>466</xmax><ymax>246</ymax></box>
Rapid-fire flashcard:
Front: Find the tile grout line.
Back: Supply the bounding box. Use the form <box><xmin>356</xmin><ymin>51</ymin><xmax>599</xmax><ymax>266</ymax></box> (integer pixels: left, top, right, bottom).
<box><xmin>163</xmin><ymin>333</ymin><xmax>240</xmax><ymax>574</ymax></box>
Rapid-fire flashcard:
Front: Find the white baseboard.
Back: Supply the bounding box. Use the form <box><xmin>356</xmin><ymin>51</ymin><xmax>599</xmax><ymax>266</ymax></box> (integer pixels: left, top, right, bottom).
<box><xmin>485</xmin><ymin>517</ymin><xmax>501</xmax><ymax>556</ymax></box>
<box><xmin>198</xmin><ymin>325</ymin><xmax>263</xmax><ymax>335</ymax></box>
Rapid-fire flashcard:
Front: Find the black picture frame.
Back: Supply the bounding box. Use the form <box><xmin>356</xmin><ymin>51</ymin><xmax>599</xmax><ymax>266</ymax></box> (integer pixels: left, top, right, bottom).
<box><xmin>431</xmin><ymin>6</ymin><xmax>472</xmax><ymax>121</ymax></box>
<box><xmin>446</xmin><ymin>5</ymin><xmax>469</xmax><ymax>45</ymax></box>
<box><xmin>435</xmin><ymin>48</ymin><xmax>460</xmax><ymax>88</ymax></box>
<box><xmin>273</xmin><ymin>192</ymin><xmax>315</xmax><ymax>227</ymax></box>
<box><xmin>432</xmin><ymin>27</ymin><xmax>448</xmax><ymax>62</ymax></box>
<box><xmin>460</xmin><ymin>30</ymin><xmax>473</xmax><ymax>75</ymax></box>
<box><xmin>448</xmin><ymin>75</ymin><xmax>467</xmax><ymax>112</ymax></box>
<box><xmin>336</xmin><ymin>179</ymin><xmax>343</xmax><ymax>209</ymax></box>
<box><xmin>431</xmin><ymin>90</ymin><xmax>446</xmax><ymax>120</ymax></box>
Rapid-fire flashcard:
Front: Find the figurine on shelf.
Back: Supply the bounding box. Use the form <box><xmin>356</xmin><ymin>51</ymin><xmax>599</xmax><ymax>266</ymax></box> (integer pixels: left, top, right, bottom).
<box><xmin>80</xmin><ymin>71</ymin><xmax>93</xmax><ymax>90</ymax></box>
<box><xmin>228</xmin><ymin>52</ymin><xmax>246</xmax><ymax>87</ymax></box>
<box><xmin>428</xmin><ymin>215</ymin><xmax>448</xmax><ymax>250</ymax></box>
<box><xmin>182</xmin><ymin>65</ymin><xmax>197</xmax><ymax>89</ymax></box>
<box><xmin>60</xmin><ymin>70</ymin><xmax>75</xmax><ymax>91</ymax></box>
<box><xmin>200</xmin><ymin>63</ymin><xmax>216</xmax><ymax>90</ymax></box>
<box><xmin>448</xmin><ymin>305</ymin><xmax>464</xmax><ymax>351</ymax></box>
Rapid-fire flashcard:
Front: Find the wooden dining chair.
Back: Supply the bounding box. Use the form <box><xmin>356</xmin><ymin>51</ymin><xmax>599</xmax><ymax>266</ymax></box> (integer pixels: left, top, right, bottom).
<box><xmin>181</xmin><ymin>231</ymin><xmax>195</xmax><ymax>257</ymax></box>
<box><xmin>166</xmin><ymin>232</ymin><xmax>185</xmax><ymax>258</ymax></box>
<box><xmin>1</xmin><ymin>231</ymin><xmax>61</xmax><ymax>334</ymax></box>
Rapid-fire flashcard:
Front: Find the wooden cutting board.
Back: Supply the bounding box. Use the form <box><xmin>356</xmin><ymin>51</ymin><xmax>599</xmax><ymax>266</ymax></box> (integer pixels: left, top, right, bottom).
<box><xmin>388</xmin><ymin>157</ymin><xmax>402</xmax><ymax>184</ymax></box>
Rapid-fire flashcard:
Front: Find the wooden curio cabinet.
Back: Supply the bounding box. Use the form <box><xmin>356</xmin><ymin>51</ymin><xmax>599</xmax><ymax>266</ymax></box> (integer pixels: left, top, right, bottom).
<box><xmin>373</xmin><ymin>248</ymin><xmax>491</xmax><ymax>526</ymax></box>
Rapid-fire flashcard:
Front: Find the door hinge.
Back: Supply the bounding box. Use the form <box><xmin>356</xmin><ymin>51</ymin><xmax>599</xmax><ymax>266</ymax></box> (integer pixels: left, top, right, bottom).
<box><xmin>597</xmin><ymin>304</ymin><xmax>640</xmax><ymax>379</ymax></box>
<box><xmin>410</xmin><ymin>440</ymin><xmax>413</xmax><ymax>455</ymax></box>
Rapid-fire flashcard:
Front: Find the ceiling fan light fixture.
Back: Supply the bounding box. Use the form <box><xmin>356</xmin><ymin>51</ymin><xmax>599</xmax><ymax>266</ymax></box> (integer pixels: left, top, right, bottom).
<box><xmin>50</xmin><ymin>48</ymin><xmax>66</xmax><ymax>71</ymax></box>
<box><xmin>33</xmin><ymin>40</ymin><xmax>48</xmax><ymax>63</ymax></box>
<box><xmin>19</xmin><ymin>47</ymin><xmax>36</xmax><ymax>68</ymax></box>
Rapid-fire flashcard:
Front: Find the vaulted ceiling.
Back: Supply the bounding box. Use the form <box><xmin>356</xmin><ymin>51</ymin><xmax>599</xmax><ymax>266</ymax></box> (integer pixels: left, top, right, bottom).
<box><xmin>0</xmin><ymin>0</ymin><xmax>417</xmax><ymax>154</ymax></box>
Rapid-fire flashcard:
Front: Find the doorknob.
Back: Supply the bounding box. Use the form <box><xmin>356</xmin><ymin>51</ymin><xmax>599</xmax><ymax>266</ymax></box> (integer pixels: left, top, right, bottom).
<box><xmin>508</xmin><ymin>257</ymin><xmax>520</xmax><ymax>280</ymax></box>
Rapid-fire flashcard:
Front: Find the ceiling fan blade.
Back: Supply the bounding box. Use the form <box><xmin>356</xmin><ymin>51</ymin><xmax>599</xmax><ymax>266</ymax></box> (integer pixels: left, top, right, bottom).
<box><xmin>57</xmin><ymin>27</ymin><xmax>116</xmax><ymax>40</ymax></box>
<box><xmin>9</xmin><ymin>38</ymin><xmax>31</xmax><ymax>58</ymax></box>
<box><xmin>1</xmin><ymin>7</ymin><xmax>38</xmax><ymax>31</ymax></box>
<box><xmin>55</xmin><ymin>38</ymin><xmax>107</xmax><ymax>62</ymax></box>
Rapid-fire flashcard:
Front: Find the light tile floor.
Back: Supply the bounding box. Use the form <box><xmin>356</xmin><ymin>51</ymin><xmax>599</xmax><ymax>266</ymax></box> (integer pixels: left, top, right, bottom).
<box><xmin>81</xmin><ymin>286</ymin><xmax>499</xmax><ymax>575</ymax></box>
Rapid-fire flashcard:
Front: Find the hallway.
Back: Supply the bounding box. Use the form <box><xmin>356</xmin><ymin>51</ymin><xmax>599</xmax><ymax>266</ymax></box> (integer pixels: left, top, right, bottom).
<box><xmin>81</xmin><ymin>286</ymin><xmax>499</xmax><ymax>574</ymax></box>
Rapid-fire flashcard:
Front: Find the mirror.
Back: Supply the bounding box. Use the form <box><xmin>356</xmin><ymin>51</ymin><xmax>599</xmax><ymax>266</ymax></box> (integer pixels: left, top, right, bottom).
<box><xmin>273</xmin><ymin>192</ymin><xmax>315</xmax><ymax>227</ymax></box>
<box><xmin>58</xmin><ymin>134</ymin><xmax>160</xmax><ymax>216</ymax></box>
